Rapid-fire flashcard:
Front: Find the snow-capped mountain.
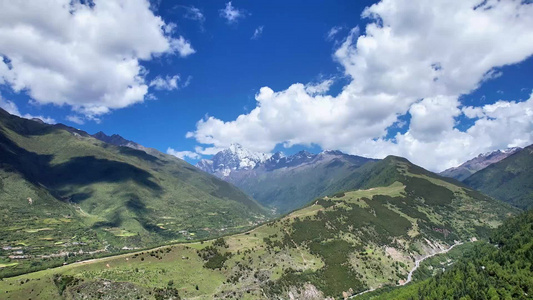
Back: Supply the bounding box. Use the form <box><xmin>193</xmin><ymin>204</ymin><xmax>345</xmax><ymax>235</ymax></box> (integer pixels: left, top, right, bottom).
<box><xmin>195</xmin><ymin>144</ymin><xmax>376</xmax><ymax>213</ymax></box>
<box><xmin>440</xmin><ymin>147</ymin><xmax>522</xmax><ymax>181</ymax></box>
<box><xmin>196</xmin><ymin>144</ymin><xmax>272</xmax><ymax>177</ymax></box>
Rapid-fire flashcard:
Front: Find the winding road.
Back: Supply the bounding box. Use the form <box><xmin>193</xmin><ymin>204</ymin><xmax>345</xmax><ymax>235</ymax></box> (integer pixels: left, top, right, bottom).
<box><xmin>402</xmin><ymin>241</ymin><xmax>463</xmax><ymax>285</ymax></box>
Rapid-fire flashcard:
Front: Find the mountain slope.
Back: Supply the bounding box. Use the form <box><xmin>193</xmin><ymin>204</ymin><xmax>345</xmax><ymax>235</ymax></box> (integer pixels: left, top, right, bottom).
<box><xmin>440</xmin><ymin>147</ymin><xmax>521</xmax><ymax>181</ymax></box>
<box><xmin>0</xmin><ymin>108</ymin><xmax>267</xmax><ymax>277</ymax></box>
<box><xmin>463</xmin><ymin>144</ymin><xmax>533</xmax><ymax>209</ymax></box>
<box><xmin>198</xmin><ymin>146</ymin><xmax>377</xmax><ymax>213</ymax></box>
<box><xmin>0</xmin><ymin>155</ymin><xmax>517</xmax><ymax>299</ymax></box>
<box><xmin>359</xmin><ymin>210</ymin><xmax>533</xmax><ymax>300</ymax></box>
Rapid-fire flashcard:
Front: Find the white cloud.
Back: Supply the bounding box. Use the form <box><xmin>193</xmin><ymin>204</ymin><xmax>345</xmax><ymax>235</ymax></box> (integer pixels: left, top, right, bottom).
<box><xmin>66</xmin><ymin>115</ymin><xmax>84</xmax><ymax>125</ymax></box>
<box><xmin>305</xmin><ymin>79</ymin><xmax>334</xmax><ymax>95</ymax></box>
<box><xmin>326</xmin><ymin>26</ymin><xmax>343</xmax><ymax>41</ymax></box>
<box><xmin>0</xmin><ymin>95</ymin><xmax>55</xmax><ymax>124</ymax></box>
<box><xmin>194</xmin><ymin>145</ymin><xmax>226</xmax><ymax>155</ymax></box>
<box><xmin>163</xmin><ymin>22</ymin><xmax>177</xmax><ymax>34</ymax></box>
<box><xmin>149</xmin><ymin>74</ymin><xmax>192</xmax><ymax>91</ymax></box>
<box><xmin>182</xmin><ymin>76</ymin><xmax>192</xmax><ymax>88</ymax></box>
<box><xmin>150</xmin><ymin>75</ymin><xmax>180</xmax><ymax>91</ymax></box>
<box><xmin>0</xmin><ymin>0</ymin><xmax>195</xmax><ymax>118</ymax></box>
<box><xmin>0</xmin><ymin>96</ymin><xmax>19</xmax><ymax>116</ymax></box>
<box><xmin>184</xmin><ymin>6</ymin><xmax>205</xmax><ymax>24</ymax></box>
<box><xmin>219</xmin><ymin>2</ymin><xmax>246</xmax><ymax>24</ymax></box>
<box><xmin>408</xmin><ymin>96</ymin><xmax>461</xmax><ymax>142</ymax></box>
<box><xmin>188</xmin><ymin>0</ymin><xmax>533</xmax><ymax>171</ymax></box>
<box><xmin>170</xmin><ymin>36</ymin><xmax>196</xmax><ymax>57</ymax></box>
<box><xmin>167</xmin><ymin>147</ymin><xmax>201</xmax><ymax>160</ymax></box>
<box><xmin>251</xmin><ymin>26</ymin><xmax>264</xmax><ymax>40</ymax></box>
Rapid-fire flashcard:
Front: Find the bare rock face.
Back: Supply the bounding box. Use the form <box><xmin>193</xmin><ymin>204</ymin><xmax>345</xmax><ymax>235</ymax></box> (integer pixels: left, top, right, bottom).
<box><xmin>287</xmin><ymin>283</ymin><xmax>325</xmax><ymax>300</ymax></box>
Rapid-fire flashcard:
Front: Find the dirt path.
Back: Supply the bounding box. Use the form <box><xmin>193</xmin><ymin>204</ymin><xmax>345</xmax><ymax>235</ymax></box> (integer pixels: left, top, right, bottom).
<box><xmin>283</xmin><ymin>228</ymin><xmax>308</xmax><ymax>265</ymax></box>
<box><xmin>402</xmin><ymin>242</ymin><xmax>463</xmax><ymax>285</ymax></box>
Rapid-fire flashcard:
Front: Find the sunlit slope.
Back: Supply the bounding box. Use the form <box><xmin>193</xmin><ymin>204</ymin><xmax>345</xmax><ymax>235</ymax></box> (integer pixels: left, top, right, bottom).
<box><xmin>0</xmin><ymin>156</ymin><xmax>516</xmax><ymax>299</ymax></box>
<box><xmin>0</xmin><ymin>108</ymin><xmax>267</xmax><ymax>277</ymax></box>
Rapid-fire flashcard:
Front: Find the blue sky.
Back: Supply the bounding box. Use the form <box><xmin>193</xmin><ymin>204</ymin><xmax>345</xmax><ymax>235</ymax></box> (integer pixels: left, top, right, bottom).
<box><xmin>0</xmin><ymin>0</ymin><xmax>532</xmax><ymax>171</ymax></box>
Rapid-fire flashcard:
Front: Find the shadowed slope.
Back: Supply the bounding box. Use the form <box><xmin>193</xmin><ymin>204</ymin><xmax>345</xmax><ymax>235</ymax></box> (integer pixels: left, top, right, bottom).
<box><xmin>0</xmin><ymin>108</ymin><xmax>267</xmax><ymax>277</ymax></box>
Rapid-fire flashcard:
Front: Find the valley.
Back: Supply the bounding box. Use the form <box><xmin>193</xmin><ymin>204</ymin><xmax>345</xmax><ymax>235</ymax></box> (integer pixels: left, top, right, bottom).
<box><xmin>0</xmin><ymin>154</ymin><xmax>517</xmax><ymax>299</ymax></box>
<box><xmin>1</xmin><ymin>1</ymin><xmax>533</xmax><ymax>299</ymax></box>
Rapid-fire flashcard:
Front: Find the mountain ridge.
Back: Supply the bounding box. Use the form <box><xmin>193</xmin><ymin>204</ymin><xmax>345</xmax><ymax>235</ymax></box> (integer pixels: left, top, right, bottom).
<box><xmin>0</xmin><ymin>151</ymin><xmax>517</xmax><ymax>299</ymax></box>
<box><xmin>439</xmin><ymin>147</ymin><xmax>521</xmax><ymax>181</ymax></box>
<box><xmin>463</xmin><ymin>144</ymin><xmax>533</xmax><ymax>209</ymax></box>
<box><xmin>0</xmin><ymin>108</ymin><xmax>267</xmax><ymax>277</ymax></box>
<box><xmin>196</xmin><ymin>144</ymin><xmax>378</xmax><ymax>213</ymax></box>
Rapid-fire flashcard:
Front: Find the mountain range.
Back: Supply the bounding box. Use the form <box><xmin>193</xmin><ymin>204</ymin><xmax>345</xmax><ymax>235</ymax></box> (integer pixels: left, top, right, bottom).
<box><xmin>197</xmin><ymin>145</ymin><xmax>377</xmax><ymax>213</ymax></box>
<box><xmin>439</xmin><ymin>147</ymin><xmax>521</xmax><ymax>181</ymax></box>
<box><xmin>463</xmin><ymin>144</ymin><xmax>533</xmax><ymax>209</ymax></box>
<box><xmin>0</xmin><ymin>152</ymin><xmax>518</xmax><ymax>299</ymax></box>
<box><xmin>0</xmin><ymin>108</ymin><xmax>531</xmax><ymax>299</ymax></box>
<box><xmin>198</xmin><ymin>143</ymin><xmax>533</xmax><ymax>213</ymax></box>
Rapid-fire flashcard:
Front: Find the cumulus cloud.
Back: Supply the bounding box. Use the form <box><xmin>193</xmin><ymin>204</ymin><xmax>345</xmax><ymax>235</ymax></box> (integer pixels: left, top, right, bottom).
<box><xmin>167</xmin><ymin>147</ymin><xmax>201</xmax><ymax>160</ymax></box>
<box><xmin>188</xmin><ymin>0</ymin><xmax>533</xmax><ymax>171</ymax></box>
<box><xmin>219</xmin><ymin>2</ymin><xmax>246</xmax><ymax>24</ymax></box>
<box><xmin>150</xmin><ymin>75</ymin><xmax>180</xmax><ymax>91</ymax></box>
<box><xmin>149</xmin><ymin>74</ymin><xmax>192</xmax><ymax>92</ymax></box>
<box><xmin>66</xmin><ymin>115</ymin><xmax>84</xmax><ymax>125</ymax></box>
<box><xmin>170</xmin><ymin>36</ymin><xmax>196</xmax><ymax>57</ymax></box>
<box><xmin>0</xmin><ymin>95</ymin><xmax>55</xmax><ymax>124</ymax></box>
<box><xmin>305</xmin><ymin>79</ymin><xmax>334</xmax><ymax>95</ymax></box>
<box><xmin>0</xmin><ymin>0</ymin><xmax>195</xmax><ymax>118</ymax></box>
<box><xmin>251</xmin><ymin>26</ymin><xmax>264</xmax><ymax>40</ymax></box>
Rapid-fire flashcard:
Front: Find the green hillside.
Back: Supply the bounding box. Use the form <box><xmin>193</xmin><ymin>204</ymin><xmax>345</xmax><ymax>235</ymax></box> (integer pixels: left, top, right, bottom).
<box><xmin>464</xmin><ymin>145</ymin><xmax>533</xmax><ymax>209</ymax></box>
<box><xmin>0</xmin><ymin>109</ymin><xmax>267</xmax><ymax>277</ymax></box>
<box><xmin>359</xmin><ymin>209</ymin><xmax>533</xmax><ymax>300</ymax></box>
<box><xmin>0</xmin><ymin>155</ymin><xmax>516</xmax><ymax>299</ymax></box>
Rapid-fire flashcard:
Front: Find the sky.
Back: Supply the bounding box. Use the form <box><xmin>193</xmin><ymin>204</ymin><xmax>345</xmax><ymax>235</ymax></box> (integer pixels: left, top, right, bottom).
<box><xmin>0</xmin><ymin>0</ymin><xmax>532</xmax><ymax>172</ymax></box>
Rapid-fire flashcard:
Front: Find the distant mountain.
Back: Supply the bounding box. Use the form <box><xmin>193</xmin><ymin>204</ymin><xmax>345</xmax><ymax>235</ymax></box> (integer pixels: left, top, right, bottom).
<box><xmin>197</xmin><ymin>144</ymin><xmax>379</xmax><ymax>213</ymax></box>
<box><xmin>92</xmin><ymin>131</ymin><xmax>161</xmax><ymax>156</ymax></box>
<box><xmin>440</xmin><ymin>147</ymin><xmax>521</xmax><ymax>181</ymax></box>
<box><xmin>196</xmin><ymin>143</ymin><xmax>271</xmax><ymax>177</ymax></box>
<box><xmin>463</xmin><ymin>144</ymin><xmax>533</xmax><ymax>209</ymax></box>
<box><xmin>0</xmin><ymin>108</ymin><xmax>267</xmax><ymax>277</ymax></box>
